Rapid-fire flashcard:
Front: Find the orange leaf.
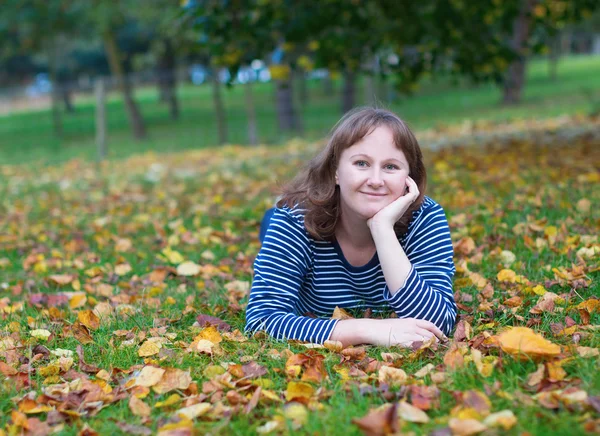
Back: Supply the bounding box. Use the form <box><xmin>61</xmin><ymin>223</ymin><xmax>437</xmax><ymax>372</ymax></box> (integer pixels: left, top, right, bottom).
<box><xmin>496</xmin><ymin>327</ymin><xmax>560</xmax><ymax>360</ymax></box>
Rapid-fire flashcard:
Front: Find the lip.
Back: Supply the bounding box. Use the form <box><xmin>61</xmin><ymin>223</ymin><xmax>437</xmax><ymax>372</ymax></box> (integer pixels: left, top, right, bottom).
<box><xmin>361</xmin><ymin>192</ymin><xmax>387</xmax><ymax>197</ymax></box>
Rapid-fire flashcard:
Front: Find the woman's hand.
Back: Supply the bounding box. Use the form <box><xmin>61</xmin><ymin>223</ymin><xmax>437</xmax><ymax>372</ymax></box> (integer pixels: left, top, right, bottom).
<box><xmin>329</xmin><ymin>317</ymin><xmax>447</xmax><ymax>348</ymax></box>
<box><xmin>367</xmin><ymin>176</ymin><xmax>420</xmax><ymax>231</ymax></box>
<box><xmin>370</xmin><ymin>318</ymin><xmax>446</xmax><ymax>347</ymax></box>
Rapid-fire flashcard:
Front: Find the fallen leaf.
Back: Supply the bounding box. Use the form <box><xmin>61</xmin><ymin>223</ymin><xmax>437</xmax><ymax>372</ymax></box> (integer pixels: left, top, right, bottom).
<box><xmin>482</xmin><ymin>410</ymin><xmax>517</xmax><ymax>430</ymax></box>
<box><xmin>397</xmin><ymin>401</ymin><xmax>429</xmax><ymax>423</ymax></box>
<box><xmin>496</xmin><ymin>327</ymin><xmax>560</xmax><ymax>360</ymax></box>
<box><xmin>129</xmin><ymin>396</ymin><xmax>151</xmax><ymax>417</ymax></box>
<box><xmin>448</xmin><ymin>418</ymin><xmax>488</xmax><ymax>436</ymax></box>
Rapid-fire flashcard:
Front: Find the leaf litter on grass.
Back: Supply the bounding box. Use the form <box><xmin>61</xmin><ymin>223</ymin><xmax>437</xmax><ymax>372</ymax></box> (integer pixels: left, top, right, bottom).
<box><xmin>0</xmin><ymin>115</ymin><xmax>599</xmax><ymax>435</ymax></box>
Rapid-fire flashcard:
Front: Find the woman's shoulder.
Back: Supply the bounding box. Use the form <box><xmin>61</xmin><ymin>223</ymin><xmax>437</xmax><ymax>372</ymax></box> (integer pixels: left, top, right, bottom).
<box><xmin>269</xmin><ymin>205</ymin><xmax>312</xmax><ymax>240</ymax></box>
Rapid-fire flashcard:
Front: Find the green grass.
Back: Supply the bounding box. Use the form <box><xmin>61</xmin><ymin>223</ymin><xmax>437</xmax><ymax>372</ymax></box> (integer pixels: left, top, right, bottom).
<box><xmin>1</xmin><ymin>54</ymin><xmax>600</xmax><ymax>166</ymax></box>
<box><xmin>0</xmin><ymin>118</ymin><xmax>599</xmax><ymax>434</ymax></box>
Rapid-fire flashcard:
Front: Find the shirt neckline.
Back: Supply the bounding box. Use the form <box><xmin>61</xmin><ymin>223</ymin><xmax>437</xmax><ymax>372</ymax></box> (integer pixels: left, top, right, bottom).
<box><xmin>331</xmin><ymin>237</ymin><xmax>380</xmax><ymax>273</ymax></box>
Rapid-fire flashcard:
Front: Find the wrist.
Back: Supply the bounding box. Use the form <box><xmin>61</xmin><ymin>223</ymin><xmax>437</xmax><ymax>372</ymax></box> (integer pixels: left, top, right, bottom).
<box><xmin>330</xmin><ymin>318</ymin><xmax>375</xmax><ymax>346</ymax></box>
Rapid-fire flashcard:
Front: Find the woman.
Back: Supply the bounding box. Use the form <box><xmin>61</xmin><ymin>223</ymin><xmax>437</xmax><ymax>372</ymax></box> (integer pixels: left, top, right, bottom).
<box><xmin>245</xmin><ymin>107</ymin><xmax>456</xmax><ymax>348</ymax></box>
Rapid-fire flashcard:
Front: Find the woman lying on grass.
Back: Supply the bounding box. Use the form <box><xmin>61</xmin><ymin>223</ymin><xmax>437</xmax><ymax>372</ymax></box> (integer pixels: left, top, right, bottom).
<box><xmin>245</xmin><ymin>107</ymin><xmax>457</xmax><ymax>348</ymax></box>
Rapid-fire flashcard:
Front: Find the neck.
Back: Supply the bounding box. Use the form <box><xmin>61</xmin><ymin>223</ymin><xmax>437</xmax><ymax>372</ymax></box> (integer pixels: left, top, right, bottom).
<box><xmin>335</xmin><ymin>209</ymin><xmax>373</xmax><ymax>248</ymax></box>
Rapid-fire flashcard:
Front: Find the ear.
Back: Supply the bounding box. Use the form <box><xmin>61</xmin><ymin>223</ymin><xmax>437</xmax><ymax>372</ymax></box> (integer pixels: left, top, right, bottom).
<box><xmin>335</xmin><ymin>170</ymin><xmax>339</xmax><ymax>185</ymax></box>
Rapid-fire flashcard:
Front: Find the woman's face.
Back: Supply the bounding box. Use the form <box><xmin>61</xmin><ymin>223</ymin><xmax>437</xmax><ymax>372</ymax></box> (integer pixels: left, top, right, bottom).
<box><xmin>335</xmin><ymin>125</ymin><xmax>410</xmax><ymax>222</ymax></box>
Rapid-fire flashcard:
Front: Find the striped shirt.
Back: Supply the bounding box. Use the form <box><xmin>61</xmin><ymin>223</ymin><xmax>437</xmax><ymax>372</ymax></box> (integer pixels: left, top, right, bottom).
<box><xmin>245</xmin><ymin>196</ymin><xmax>457</xmax><ymax>344</ymax></box>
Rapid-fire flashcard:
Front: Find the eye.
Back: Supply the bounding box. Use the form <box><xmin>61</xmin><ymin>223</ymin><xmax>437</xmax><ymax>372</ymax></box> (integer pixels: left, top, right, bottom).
<box><xmin>354</xmin><ymin>160</ymin><xmax>368</xmax><ymax>167</ymax></box>
<box><xmin>384</xmin><ymin>163</ymin><xmax>400</xmax><ymax>170</ymax></box>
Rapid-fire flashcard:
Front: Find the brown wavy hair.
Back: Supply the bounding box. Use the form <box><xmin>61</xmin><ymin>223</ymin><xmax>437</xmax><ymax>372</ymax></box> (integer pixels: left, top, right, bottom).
<box><xmin>276</xmin><ymin>107</ymin><xmax>427</xmax><ymax>241</ymax></box>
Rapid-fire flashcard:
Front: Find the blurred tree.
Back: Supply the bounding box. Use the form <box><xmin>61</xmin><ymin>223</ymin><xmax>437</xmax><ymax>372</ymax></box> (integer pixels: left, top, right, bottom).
<box><xmin>377</xmin><ymin>0</ymin><xmax>599</xmax><ymax>105</ymax></box>
<box><xmin>0</xmin><ymin>0</ymin><xmax>85</xmax><ymax>136</ymax></box>
<box><xmin>133</xmin><ymin>1</ymin><xmax>191</xmax><ymax>120</ymax></box>
<box><xmin>91</xmin><ymin>1</ymin><xmax>147</xmax><ymax>139</ymax></box>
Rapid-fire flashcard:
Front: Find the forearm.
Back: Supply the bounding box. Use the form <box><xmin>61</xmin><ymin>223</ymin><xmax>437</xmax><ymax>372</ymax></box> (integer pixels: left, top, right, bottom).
<box><xmin>328</xmin><ymin>318</ymin><xmax>376</xmax><ymax>348</ymax></box>
<box><xmin>370</xmin><ymin>224</ymin><xmax>412</xmax><ymax>296</ymax></box>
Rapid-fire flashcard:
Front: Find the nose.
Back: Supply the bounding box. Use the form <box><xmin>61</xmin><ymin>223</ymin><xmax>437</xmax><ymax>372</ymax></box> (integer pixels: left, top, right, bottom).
<box><xmin>367</xmin><ymin>169</ymin><xmax>384</xmax><ymax>188</ymax></box>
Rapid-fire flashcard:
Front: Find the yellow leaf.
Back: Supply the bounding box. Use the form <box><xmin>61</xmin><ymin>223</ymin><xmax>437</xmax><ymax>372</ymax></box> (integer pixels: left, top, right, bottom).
<box><xmin>176</xmin><ymin>402</ymin><xmax>211</xmax><ymax>420</ymax></box>
<box><xmin>30</xmin><ymin>329</ymin><xmax>51</xmax><ymax>341</ymax></box>
<box><xmin>331</xmin><ymin>306</ymin><xmax>354</xmax><ymax>320</ymax></box>
<box><xmin>154</xmin><ymin>393</ymin><xmax>181</xmax><ymax>408</ymax></box>
<box><xmin>161</xmin><ymin>247</ymin><xmax>185</xmax><ymax>264</ymax></box>
<box><xmin>285</xmin><ymin>381</ymin><xmax>315</xmax><ymax>402</ymax></box>
<box><xmin>497</xmin><ymin>269</ymin><xmax>516</xmax><ymax>282</ymax></box>
<box><xmin>69</xmin><ymin>293</ymin><xmax>87</xmax><ymax>309</ymax></box>
<box><xmin>531</xmin><ymin>285</ymin><xmax>547</xmax><ymax>295</ymax></box>
<box><xmin>78</xmin><ymin>310</ymin><xmax>100</xmax><ymax>330</ymax></box>
<box><xmin>497</xmin><ymin>327</ymin><xmax>560</xmax><ymax>360</ymax></box>
<box><xmin>138</xmin><ymin>340</ymin><xmax>161</xmax><ymax>357</ymax></box>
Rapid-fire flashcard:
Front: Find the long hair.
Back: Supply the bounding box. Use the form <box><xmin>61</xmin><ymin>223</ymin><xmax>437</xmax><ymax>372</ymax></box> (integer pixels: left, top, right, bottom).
<box><xmin>277</xmin><ymin>107</ymin><xmax>427</xmax><ymax>241</ymax></box>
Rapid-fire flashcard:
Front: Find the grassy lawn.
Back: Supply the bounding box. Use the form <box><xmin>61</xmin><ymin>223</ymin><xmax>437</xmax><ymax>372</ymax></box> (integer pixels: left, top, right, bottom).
<box><xmin>0</xmin><ymin>115</ymin><xmax>598</xmax><ymax>434</ymax></box>
<box><xmin>1</xmin><ymin>54</ymin><xmax>600</xmax><ymax>166</ymax></box>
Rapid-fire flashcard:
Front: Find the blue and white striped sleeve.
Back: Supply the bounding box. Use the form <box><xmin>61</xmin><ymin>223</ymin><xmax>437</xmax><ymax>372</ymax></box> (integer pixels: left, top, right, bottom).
<box><xmin>245</xmin><ymin>208</ymin><xmax>339</xmax><ymax>344</ymax></box>
<box><xmin>383</xmin><ymin>200</ymin><xmax>457</xmax><ymax>336</ymax></box>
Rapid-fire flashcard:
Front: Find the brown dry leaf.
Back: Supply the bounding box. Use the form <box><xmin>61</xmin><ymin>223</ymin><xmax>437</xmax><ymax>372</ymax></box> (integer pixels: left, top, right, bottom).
<box><xmin>527</xmin><ymin>363</ymin><xmax>546</xmax><ymax>387</ymax></box>
<box><xmin>409</xmin><ymin>385</ymin><xmax>440</xmax><ymax>411</ymax></box>
<box><xmin>448</xmin><ymin>418</ymin><xmax>488</xmax><ymax>436</ymax></box>
<box><xmin>353</xmin><ymin>403</ymin><xmax>398</xmax><ymax>436</ymax></box>
<box><xmin>323</xmin><ymin>340</ymin><xmax>343</xmax><ymax>352</ymax></box>
<box><xmin>496</xmin><ymin>327</ymin><xmax>560</xmax><ymax>360</ymax></box>
<box><xmin>462</xmin><ymin>390</ymin><xmax>492</xmax><ymax>416</ymax></box>
<box><xmin>134</xmin><ymin>366</ymin><xmax>166</xmax><ymax>387</ymax></box>
<box><xmin>129</xmin><ymin>395</ymin><xmax>151</xmax><ymax>417</ymax></box>
<box><xmin>378</xmin><ymin>366</ymin><xmax>407</xmax><ymax>386</ymax></box>
<box><xmin>444</xmin><ymin>342</ymin><xmax>467</xmax><ymax>370</ymax></box>
<box><xmin>153</xmin><ymin>368</ymin><xmax>192</xmax><ymax>394</ymax></box>
<box><xmin>454</xmin><ymin>320</ymin><xmax>472</xmax><ymax>342</ymax></box>
<box><xmin>71</xmin><ymin>321</ymin><xmax>94</xmax><ymax>344</ymax></box>
<box><xmin>397</xmin><ymin>401</ymin><xmax>429</xmax><ymax>423</ymax></box>
<box><xmin>332</xmin><ymin>306</ymin><xmax>354</xmax><ymax>320</ymax></box>
<box><xmin>576</xmin><ymin>346</ymin><xmax>599</xmax><ymax>358</ymax></box>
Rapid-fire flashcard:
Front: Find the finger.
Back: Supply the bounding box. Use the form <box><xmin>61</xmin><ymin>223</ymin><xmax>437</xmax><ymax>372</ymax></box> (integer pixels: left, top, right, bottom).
<box><xmin>416</xmin><ymin>320</ymin><xmax>446</xmax><ymax>339</ymax></box>
<box><xmin>406</xmin><ymin>177</ymin><xmax>420</xmax><ymax>198</ymax></box>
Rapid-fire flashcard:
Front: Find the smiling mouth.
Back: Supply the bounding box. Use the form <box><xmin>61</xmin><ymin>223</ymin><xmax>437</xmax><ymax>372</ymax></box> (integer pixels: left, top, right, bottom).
<box><xmin>361</xmin><ymin>192</ymin><xmax>387</xmax><ymax>197</ymax></box>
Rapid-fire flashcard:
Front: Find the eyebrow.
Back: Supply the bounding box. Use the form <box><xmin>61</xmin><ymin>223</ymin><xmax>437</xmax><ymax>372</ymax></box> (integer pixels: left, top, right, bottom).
<box><xmin>349</xmin><ymin>153</ymin><xmax>404</xmax><ymax>164</ymax></box>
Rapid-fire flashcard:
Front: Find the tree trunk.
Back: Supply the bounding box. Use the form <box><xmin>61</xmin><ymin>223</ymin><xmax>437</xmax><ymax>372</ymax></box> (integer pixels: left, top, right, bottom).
<box><xmin>103</xmin><ymin>30</ymin><xmax>146</xmax><ymax>140</ymax></box>
<box><xmin>342</xmin><ymin>69</ymin><xmax>356</xmax><ymax>114</ymax></box>
<box><xmin>211</xmin><ymin>68</ymin><xmax>228</xmax><ymax>145</ymax></box>
<box><xmin>244</xmin><ymin>79</ymin><xmax>258</xmax><ymax>145</ymax></box>
<box><xmin>502</xmin><ymin>0</ymin><xmax>538</xmax><ymax>105</ymax></box>
<box><xmin>157</xmin><ymin>39</ymin><xmax>179</xmax><ymax>120</ymax></box>
<box><xmin>61</xmin><ymin>84</ymin><xmax>75</xmax><ymax>113</ymax></box>
<box><xmin>275</xmin><ymin>78</ymin><xmax>298</xmax><ymax>133</ymax></box>
<box><xmin>364</xmin><ymin>74</ymin><xmax>376</xmax><ymax>106</ymax></box>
